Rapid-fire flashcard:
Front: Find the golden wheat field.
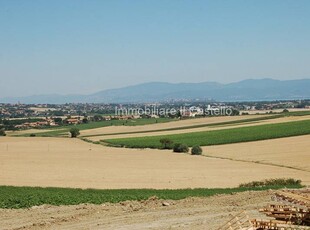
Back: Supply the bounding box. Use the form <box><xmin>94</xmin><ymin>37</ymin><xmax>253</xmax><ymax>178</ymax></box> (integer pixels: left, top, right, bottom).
<box><xmin>204</xmin><ymin>135</ymin><xmax>310</xmax><ymax>172</ymax></box>
<box><xmin>0</xmin><ymin>136</ymin><xmax>309</xmax><ymax>189</ymax></box>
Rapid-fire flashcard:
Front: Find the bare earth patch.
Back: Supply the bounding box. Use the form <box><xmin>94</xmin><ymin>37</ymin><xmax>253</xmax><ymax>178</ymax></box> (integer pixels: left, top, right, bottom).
<box><xmin>0</xmin><ymin>190</ymin><xmax>275</xmax><ymax>230</ymax></box>
<box><xmin>0</xmin><ymin>137</ymin><xmax>309</xmax><ymax>189</ymax></box>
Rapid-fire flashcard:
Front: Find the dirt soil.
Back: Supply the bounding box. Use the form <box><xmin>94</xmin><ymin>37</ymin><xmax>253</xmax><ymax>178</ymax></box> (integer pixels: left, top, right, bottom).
<box><xmin>0</xmin><ymin>190</ymin><xmax>276</xmax><ymax>230</ymax></box>
<box><xmin>0</xmin><ymin>137</ymin><xmax>309</xmax><ymax>189</ymax></box>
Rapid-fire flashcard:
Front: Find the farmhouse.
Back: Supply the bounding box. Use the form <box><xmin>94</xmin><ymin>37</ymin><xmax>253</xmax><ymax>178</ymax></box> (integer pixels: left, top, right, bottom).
<box><xmin>180</xmin><ymin>106</ymin><xmax>204</xmax><ymax>117</ymax></box>
<box><xmin>66</xmin><ymin>118</ymin><xmax>81</xmax><ymax>125</ymax></box>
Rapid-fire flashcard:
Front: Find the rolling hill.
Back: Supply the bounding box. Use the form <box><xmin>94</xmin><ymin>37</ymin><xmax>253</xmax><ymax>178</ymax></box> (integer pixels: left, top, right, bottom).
<box><xmin>1</xmin><ymin>78</ymin><xmax>309</xmax><ymax>103</ymax></box>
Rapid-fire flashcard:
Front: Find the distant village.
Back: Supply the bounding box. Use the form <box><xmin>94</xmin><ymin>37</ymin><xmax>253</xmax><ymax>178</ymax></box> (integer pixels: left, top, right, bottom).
<box><xmin>0</xmin><ymin>100</ymin><xmax>309</xmax><ymax>130</ymax></box>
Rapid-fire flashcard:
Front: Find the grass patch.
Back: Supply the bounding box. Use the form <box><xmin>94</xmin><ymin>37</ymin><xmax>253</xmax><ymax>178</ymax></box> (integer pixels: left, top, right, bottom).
<box><xmin>0</xmin><ymin>182</ymin><xmax>302</xmax><ymax>209</ymax></box>
<box><xmin>104</xmin><ymin>119</ymin><xmax>310</xmax><ymax>149</ymax></box>
<box><xmin>284</xmin><ymin>110</ymin><xmax>310</xmax><ymax>116</ymax></box>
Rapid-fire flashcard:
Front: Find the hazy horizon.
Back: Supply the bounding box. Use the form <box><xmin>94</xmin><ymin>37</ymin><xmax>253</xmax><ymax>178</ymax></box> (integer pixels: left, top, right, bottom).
<box><xmin>1</xmin><ymin>0</ymin><xmax>310</xmax><ymax>98</ymax></box>
<box><xmin>1</xmin><ymin>78</ymin><xmax>310</xmax><ymax>99</ymax></box>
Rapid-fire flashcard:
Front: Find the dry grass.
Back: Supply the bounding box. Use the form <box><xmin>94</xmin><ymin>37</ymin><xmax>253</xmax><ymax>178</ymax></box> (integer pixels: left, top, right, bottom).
<box><xmin>204</xmin><ymin>135</ymin><xmax>310</xmax><ymax>172</ymax></box>
<box><xmin>6</xmin><ymin>128</ymin><xmax>66</xmax><ymax>136</ymax></box>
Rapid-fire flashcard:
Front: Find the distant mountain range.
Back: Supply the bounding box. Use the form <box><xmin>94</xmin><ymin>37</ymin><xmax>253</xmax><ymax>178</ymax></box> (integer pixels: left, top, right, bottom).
<box><xmin>1</xmin><ymin>78</ymin><xmax>310</xmax><ymax>104</ymax></box>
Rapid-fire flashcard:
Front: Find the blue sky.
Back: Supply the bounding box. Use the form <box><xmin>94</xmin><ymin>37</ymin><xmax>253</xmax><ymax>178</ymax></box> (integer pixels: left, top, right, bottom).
<box><xmin>0</xmin><ymin>0</ymin><xmax>310</xmax><ymax>97</ymax></box>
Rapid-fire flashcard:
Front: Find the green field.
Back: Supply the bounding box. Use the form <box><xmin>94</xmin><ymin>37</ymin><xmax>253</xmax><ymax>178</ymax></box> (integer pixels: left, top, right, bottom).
<box><xmin>83</xmin><ymin>111</ymin><xmax>310</xmax><ymax>138</ymax></box>
<box><xmin>104</xmin><ymin>119</ymin><xmax>310</xmax><ymax>149</ymax></box>
<box><xmin>0</xmin><ymin>183</ymin><xmax>301</xmax><ymax>209</ymax></box>
<box><xmin>83</xmin><ymin>114</ymin><xmax>278</xmax><ymax>137</ymax></box>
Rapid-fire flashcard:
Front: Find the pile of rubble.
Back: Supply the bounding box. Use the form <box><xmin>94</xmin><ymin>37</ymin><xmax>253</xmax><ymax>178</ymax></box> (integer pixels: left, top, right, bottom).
<box><xmin>218</xmin><ymin>189</ymin><xmax>310</xmax><ymax>230</ymax></box>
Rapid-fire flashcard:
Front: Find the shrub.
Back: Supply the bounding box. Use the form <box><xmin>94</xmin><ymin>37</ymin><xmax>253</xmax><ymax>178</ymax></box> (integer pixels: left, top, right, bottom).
<box><xmin>0</xmin><ymin>129</ymin><xmax>6</xmax><ymax>136</ymax></box>
<box><xmin>29</xmin><ymin>133</ymin><xmax>36</xmax><ymax>137</ymax></box>
<box><xmin>82</xmin><ymin>117</ymin><xmax>88</xmax><ymax>124</ymax></box>
<box><xmin>159</xmin><ymin>138</ymin><xmax>174</xmax><ymax>149</ymax></box>
<box><xmin>282</xmin><ymin>109</ymin><xmax>289</xmax><ymax>113</ymax></box>
<box><xmin>191</xmin><ymin>146</ymin><xmax>202</xmax><ymax>155</ymax></box>
<box><xmin>239</xmin><ymin>178</ymin><xmax>302</xmax><ymax>188</ymax></box>
<box><xmin>69</xmin><ymin>127</ymin><xmax>80</xmax><ymax>138</ymax></box>
<box><xmin>173</xmin><ymin>143</ymin><xmax>189</xmax><ymax>153</ymax></box>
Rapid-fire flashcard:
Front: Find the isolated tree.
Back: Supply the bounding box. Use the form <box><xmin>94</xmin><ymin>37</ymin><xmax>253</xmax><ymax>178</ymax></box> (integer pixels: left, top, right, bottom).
<box><xmin>160</xmin><ymin>138</ymin><xmax>174</xmax><ymax>149</ymax></box>
<box><xmin>173</xmin><ymin>143</ymin><xmax>189</xmax><ymax>153</ymax></box>
<box><xmin>0</xmin><ymin>129</ymin><xmax>6</xmax><ymax>136</ymax></box>
<box><xmin>282</xmin><ymin>109</ymin><xmax>289</xmax><ymax>113</ymax></box>
<box><xmin>93</xmin><ymin>115</ymin><xmax>103</xmax><ymax>122</ymax></box>
<box><xmin>191</xmin><ymin>146</ymin><xmax>202</xmax><ymax>155</ymax></box>
<box><xmin>82</xmin><ymin>117</ymin><xmax>88</xmax><ymax>123</ymax></box>
<box><xmin>53</xmin><ymin>117</ymin><xmax>63</xmax><ymax>125</ymax></box>
<box><xmin>176</xmin><ymin>111</ymin><xmax>182</xmax><ymax>118</ymax></box>
<box><xmin>231</xmin><ymin>109</ymin><xmax>240</xmax><ymax>116</ymax></box>
<box><xmin>69</xmin><ymin>127</ymin><xmax>80</xmax><ymax>138</ymax></box>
